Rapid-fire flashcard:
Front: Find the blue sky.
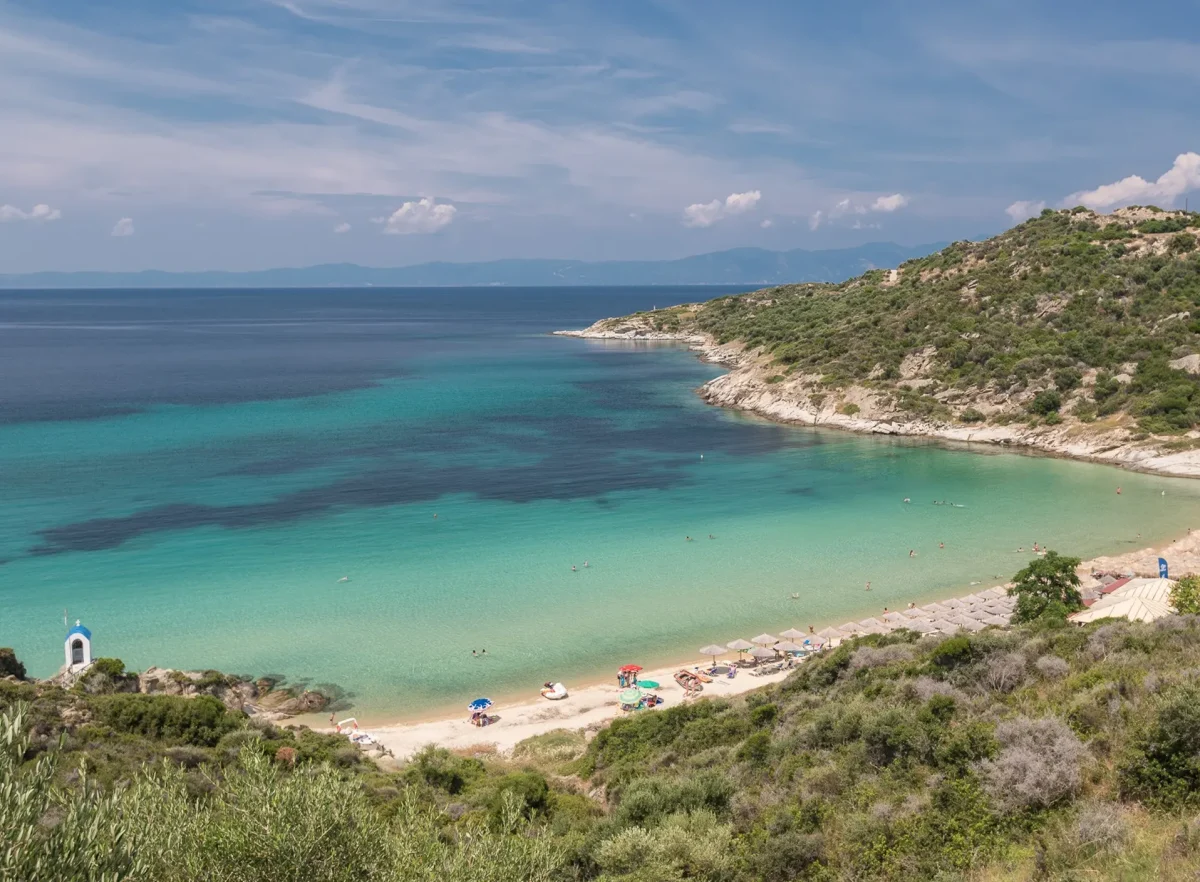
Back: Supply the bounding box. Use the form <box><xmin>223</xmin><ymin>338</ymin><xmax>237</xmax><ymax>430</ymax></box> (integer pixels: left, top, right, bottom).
<box><xmin>1</xmin><ymin>0</ymin><xmax>1199</xmax><ymax>272</ymax></box>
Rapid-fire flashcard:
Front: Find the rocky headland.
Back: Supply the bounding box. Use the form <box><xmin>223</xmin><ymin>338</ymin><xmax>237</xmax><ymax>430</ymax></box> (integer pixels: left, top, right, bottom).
<box><xmin>557</xmin><ymin>208</ymin><xmax>1200</xmax><ymax>478</ymax></box>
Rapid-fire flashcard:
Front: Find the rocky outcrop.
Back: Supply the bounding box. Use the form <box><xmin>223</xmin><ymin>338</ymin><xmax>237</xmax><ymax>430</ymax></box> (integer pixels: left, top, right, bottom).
<box><xmin>141</xmin><ymin>668</ymin><xmax>329</xmax><ymax>718</ymax></box>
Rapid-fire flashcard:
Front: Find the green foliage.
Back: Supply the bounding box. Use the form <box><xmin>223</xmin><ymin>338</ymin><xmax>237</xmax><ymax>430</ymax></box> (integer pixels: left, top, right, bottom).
<box><xmin>1119</xmin><ymin>683</ymin><xmax>1200</xmax><ymax>809</ymax></box>
<box><xmin>1009</xmin><ymin>550</ymin><xmax>1084</xmax><ymax>623</ymax></box>
<box><xmin>929</xmin><ymin>635</ymin><xmax>974</xmax><ymax>668</ymax></box>
<box><xmin>0</xmin><ymin>648</ymin><xmax>26</xmax><ymax>681</ymax></box>
<box><xmin>1170</xmin><ymin>573</ymin><xmax>1200</xmax><ymax>614</ymax></box>
<box><xmin>90</xmin><ymin>657</ymin><xmax>127</xmax><ymax>679</ymax></box>
<box><xmin>90</xmin><ymin>693</ymin><xmax>243</xmax><ymax>746</ymax></box>
<box><xmin>959</xmin><ymin>407</ymin><xmax>986</xmax><ymax>423</ymax></box>
<box><xmin>1028</xmin><ymin>389</ymin><xmax>1062</xmax><ymax>415</ymax></box>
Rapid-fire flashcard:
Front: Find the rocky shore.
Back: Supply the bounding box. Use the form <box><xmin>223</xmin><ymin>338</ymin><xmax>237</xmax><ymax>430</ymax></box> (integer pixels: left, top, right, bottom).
<box><xmin>555</xmin><ymin>321</ymin><xmax>1200</xmax><ymax>479</ymax></box>
<box><xmin>46</xmin><ymin>662</ymin><xmax>330</xmax><ymax>721</ymax></box>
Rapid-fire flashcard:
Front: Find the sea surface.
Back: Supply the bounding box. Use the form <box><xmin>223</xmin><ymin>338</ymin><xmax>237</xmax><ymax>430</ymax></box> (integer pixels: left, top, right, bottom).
<box><xmin>2</xmin><ymin>287</ymin><xmax>1198</xmax><ymax>721</ymax></box>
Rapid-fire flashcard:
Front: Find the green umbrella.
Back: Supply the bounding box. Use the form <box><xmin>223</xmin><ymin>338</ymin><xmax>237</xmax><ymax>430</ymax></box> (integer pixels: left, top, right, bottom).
<box><xmin>637</xmin><ymin>680</ymin><xmax>660</xmax><ymax>689</ymax></box>
<box><xmin>618</xmin><ymin>687</ymin><xmax>642</xmax><ymax>705</ymax></box>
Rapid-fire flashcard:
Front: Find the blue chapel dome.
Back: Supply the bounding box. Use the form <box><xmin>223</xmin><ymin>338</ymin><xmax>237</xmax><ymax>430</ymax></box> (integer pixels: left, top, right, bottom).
<box><xmin>67</xmin><ymin>623</ymin><xmax>92</xmax><ymax>640</ymax></box>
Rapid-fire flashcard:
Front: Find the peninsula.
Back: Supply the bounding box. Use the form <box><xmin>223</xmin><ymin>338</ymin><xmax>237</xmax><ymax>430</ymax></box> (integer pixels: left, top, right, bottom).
<box><xmin>559</xmin><ymin>207</ymin><xmax>1200</xmax><ymax>477</ymax></box>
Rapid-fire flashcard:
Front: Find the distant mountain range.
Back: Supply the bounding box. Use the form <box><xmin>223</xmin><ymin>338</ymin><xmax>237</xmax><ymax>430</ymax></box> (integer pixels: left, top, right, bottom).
<box><xmin>0</xmin><ymin>242</ymin><xmax>946</xmax><ymax>289</ymax></box>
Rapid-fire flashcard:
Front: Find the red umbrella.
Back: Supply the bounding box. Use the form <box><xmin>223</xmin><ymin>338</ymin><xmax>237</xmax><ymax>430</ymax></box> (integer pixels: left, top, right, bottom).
<box><xmin>619</xmin><ymin>664</ymin><xmax>643</xmax><ymax>673</ymax></box>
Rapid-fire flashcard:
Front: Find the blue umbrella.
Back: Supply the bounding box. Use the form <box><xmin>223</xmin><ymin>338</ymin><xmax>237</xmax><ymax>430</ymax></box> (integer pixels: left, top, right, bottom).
<box><xmin>468</xmin><ymin>698</ymin><xmax>493</xmax><ymax>711</ymax></box>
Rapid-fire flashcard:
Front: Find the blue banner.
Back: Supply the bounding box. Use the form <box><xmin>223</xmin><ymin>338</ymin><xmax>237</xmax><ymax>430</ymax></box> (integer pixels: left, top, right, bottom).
<box><xmin>1159</xmin><ymin>557</ymin><xmax>1169</xmax><ymax>579</ymax></box>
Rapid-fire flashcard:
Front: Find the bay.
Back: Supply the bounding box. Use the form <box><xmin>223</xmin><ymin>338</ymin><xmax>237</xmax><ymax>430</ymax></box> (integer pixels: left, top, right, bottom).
<box><xmin>1</xmin><ymin>287</ymin><xmax>1196</xmax><ymax>720</ymax></box>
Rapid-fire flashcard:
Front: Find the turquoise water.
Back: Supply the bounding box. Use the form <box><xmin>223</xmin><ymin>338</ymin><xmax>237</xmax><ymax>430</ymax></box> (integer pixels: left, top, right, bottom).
<box><xmin>2</xmin><ymin>288</ymin><xmax>1198</xmax><ymax>721</ymax></box>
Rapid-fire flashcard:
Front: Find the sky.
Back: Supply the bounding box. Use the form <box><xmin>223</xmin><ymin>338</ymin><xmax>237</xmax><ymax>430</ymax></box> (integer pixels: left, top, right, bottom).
<box><xmin>1</xmin><ymin>0</ymin><xmax>1199</xmax><ymax>273</ymax></box>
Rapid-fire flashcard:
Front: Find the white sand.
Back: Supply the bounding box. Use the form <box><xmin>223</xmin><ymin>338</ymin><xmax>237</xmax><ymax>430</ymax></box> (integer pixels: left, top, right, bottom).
<box><xmin>369</xmin><ymin>662</ymin><xmax>795</xmax><ymax>760</ymax></box>
<box><xmin>353</xmin><ymin>528</ymin><xmax>1197</xmax><ymax>762</ymax></box>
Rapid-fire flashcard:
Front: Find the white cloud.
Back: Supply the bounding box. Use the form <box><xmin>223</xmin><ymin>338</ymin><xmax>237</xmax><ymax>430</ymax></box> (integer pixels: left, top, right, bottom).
<box><xmin>760</xmin><ymin>218</ymin><xmax>773</xmax><ymax>228</ymax></box>
<box><xmin>0</xmin><ymin>203</ymin><xmax>62</xmax><ymax>222</ymax></box>
<box><xmin>681</xmin><ymin>189</ymin><xmax>761</xmax><ymax>227</ymax></box>
<box><xmin>110</xmin><ymin>216</ymin><xmax>134</xmax><ymax>236</ymax></box>
<box><xmin>1067</xmin><ymin>152</ymin><xmax>1200</xmax><ymax>210</ymax></box>
<box><xmin>808</xmin><ymin>209</ymin><xmax>823</xmax><ymax>230</ymax></box>
<box><xmin>870</xmin><ymin>193</ymin><xmax>908</xmax><ymax>212</ymax></box>
<box><xmin>1005</xmin><ymin>200</ymin><xmax>1045</xmax><ymax>222</ymax></box>
<box><xmin>381</xmin><ymin>197</ymin><xmax>456</xmax><ymax>235</ymax></box>
<box><xmin>333</xmin><ymin>221</ymin><xmax>351</xmax><ymax>233</ymax></box>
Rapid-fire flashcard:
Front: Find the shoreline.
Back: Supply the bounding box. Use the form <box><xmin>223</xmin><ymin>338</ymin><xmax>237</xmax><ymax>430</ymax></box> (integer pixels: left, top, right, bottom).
<box><xmin>552</xmin><ymin>326</ymin><xmax>1200</xmax><ymax>480</ymax></box>
<box><xmin>351</xmin><ymin>526</ymin><xmax>1199</xmax><ymax>760</ymax></box>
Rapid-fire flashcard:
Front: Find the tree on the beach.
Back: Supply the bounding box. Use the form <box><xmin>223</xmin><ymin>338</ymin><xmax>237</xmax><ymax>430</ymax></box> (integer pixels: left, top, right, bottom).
<box><xmin>1170</xmin><ymin>574</ymin><xmax>1200</xmax><ymax>614</ymax></box>
<box><xmin>1008</xmin><ymin>551</ymin><xmax>1083</xmax><ymax>623</ymax></box>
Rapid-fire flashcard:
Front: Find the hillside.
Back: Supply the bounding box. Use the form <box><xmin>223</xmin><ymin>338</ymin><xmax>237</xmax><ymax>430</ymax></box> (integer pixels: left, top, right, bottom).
<box><xmin>8</xmin><ymin>605</ymin><xmax>1200</xmax><ymax>880</ymax></box>
<box><xmin>563</xmin><ymin>207</ymin><xmax>1200</xmax><ymax>475</ymax></box>
<box><xmin>0</xmin><ymin>242</ymin><xmax>941</xmax><ymax>289</ymax></box>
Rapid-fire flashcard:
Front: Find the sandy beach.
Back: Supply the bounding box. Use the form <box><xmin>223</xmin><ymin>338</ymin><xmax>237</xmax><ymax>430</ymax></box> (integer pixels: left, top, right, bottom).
<box><xmin>352</xmin><ymin>527</ymin><xmax>1199</xmax><ymax>761</ymax></box>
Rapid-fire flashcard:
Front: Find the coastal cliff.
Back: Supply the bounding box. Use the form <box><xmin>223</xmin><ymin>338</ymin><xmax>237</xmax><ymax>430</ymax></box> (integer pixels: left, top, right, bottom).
<box><xmin>558</xmin><ymin>207</ymin><xmax>1200</xmax><ymax>478</ymax></box>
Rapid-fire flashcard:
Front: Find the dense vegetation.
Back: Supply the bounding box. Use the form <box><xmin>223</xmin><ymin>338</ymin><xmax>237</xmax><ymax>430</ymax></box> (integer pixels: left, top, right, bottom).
<box><xmin>642</xmin><ymin>208</ymin><xmax>1200</xmax><ymax>434</ymax></box>
<box><xmin>8</xmin><ymin>588</ymin><xmax>1200</xmax><ymax>880</ymax></box>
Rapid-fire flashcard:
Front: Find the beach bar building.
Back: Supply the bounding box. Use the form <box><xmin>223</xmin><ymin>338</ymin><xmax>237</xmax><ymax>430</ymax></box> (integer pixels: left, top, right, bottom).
<box><xmin>65</xmin><ymin>620</ymin><xmax>93</xmax><ymax>673</ymax></box>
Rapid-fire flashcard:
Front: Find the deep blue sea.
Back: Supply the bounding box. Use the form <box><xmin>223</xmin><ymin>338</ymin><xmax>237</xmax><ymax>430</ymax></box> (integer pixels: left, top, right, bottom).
<box><xmin>2</xmin><ymin>287</ymin><xmax>1197</xmax><ymax>719</ymax></box>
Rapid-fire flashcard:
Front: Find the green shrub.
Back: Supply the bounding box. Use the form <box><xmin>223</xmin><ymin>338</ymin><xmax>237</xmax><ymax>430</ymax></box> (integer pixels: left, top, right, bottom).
<box><xmin>1169</xmin><ymin>574</ymin><xmax>1200</xmax><ymax>614</ymax></box>
<box><xmin>1169</xmin><ymin>232</ymin><xmax>1197</xmax><ymax>254</ymax></box>
<box><xmin>959</xmin><ymin>407</ymin><xmax>986</xmax><ymax>423</ymax></box>
<box><xmin>1028</xmin><ymin>390</ymin><xmax>1062</xmax><ymax>415</ymax></box>
<box><xmin>750</xmin><ymin>702</ymin><xmax>778</xmax><ymax>728</ymax></box>
<box><xmin>930</xmin><ymin>636</ymin><xmax>974</xmax><ymax>669</ymax></box>
<box><xmin>89</xmin><ymin>694</ymin><xmax>243</xmax><ymax>746</ymax></box>
<box><xmin>1119</xmin><ymin>683</ymin><xmax>1200</xmax><ymax>808</ymax></box>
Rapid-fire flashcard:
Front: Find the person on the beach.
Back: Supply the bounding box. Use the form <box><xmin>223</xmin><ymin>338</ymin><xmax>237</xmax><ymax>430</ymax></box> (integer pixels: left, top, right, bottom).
<box><xmin>939</xmin><ymin>542</ymin><xmax>944</xmax><ymax>549</ymax></box>
<box><xmin>433</xmin><ymin>513</ymin><xmax>438</xmax><ymax>519</ymax></box>
<box><xmin>584</xmin><ymin>561</ymin><xmax>589</xmax><ymax>568</ymax></box>
<box><xmin>572</xmin><ymin>565</ymin><xmax>577</xmax><ymax>572</ymax></box>
<box><xmin>882</xmin><ymin>606</ymin><xmax>889</xmax><ymax>614</ymax></box>
<box><xmin>686</xmin><ymin>536</ymin><xmax>692</xmax><ymax>541</ymax></box>
<box><xmin>907</xmin><ymin>601</ymin><xmax>915</xmax><ymax>609</ymax></box>
<box><xmin>708</xmin><ymin>534</ymin><xmax>715</xmax><ymax>539</ymax></box>
<box><xmin>903</xmin><ymin>497</ymin><xmax>910</xmax><ymax>503</ymax></box>
<box><xmin>472</xmin><ymin>650</ymin><xmax>477</xmax><ymax>657</ymax></box>
<box><xmin>865</xmin><ymin>581</ymin><xmax>871</xmax><ymax>591</ymax></box>
<box><xmin>1116</xmin><ymin>486</ymin><xmax>1122</xmax><ymax>495</ymax></box>
<box><xmin>909</xmin><ymin>549</ymin><xmax>916</xmax><ymax>558</ymax></box>
<box><xmin>808</xmin><ymin>625</ymin><xmax>815</xmax><ymax>634</ymax></box>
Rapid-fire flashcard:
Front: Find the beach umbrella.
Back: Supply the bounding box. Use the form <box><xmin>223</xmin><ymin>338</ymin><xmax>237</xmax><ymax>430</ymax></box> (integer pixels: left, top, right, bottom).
<box><xmin>726</xmin><ymin>638</ymin><xmax>754</xmax><ymax>651</ymax></box>
<box><xmin>815</xmin><ymin>626</ymin><xmax>843</xmax><ymax>640</ymax></box>
<box><xmin>618</xmin><ymin>687</ymin><xmax>642</xmax><ymax>706</ymax></box>
<box><xmin>802</xmin><ymin>635</ymin><xmax>827</xmax><ymax>648</ymax></box>
<box><xmin>922</xmin><ymin>602</ymin><xmax>952</xmax><ymax>615</ymax></box>
<box><xmin>899</xmin><ymin>607</ymin><xmax>925</xmax><ymax>618</ymax></box>
<box><xmin>749</xmin><ymin>646</ymin><xmax>776</xmax><ymax>660</ymax></box>
<box><xmin>751</xmin><ymin>633</ymin><xmax>778</xmax><ymax>645</ymax></box>
<box><xmin>882</xmin><ymin>611</ymin><xmax>909</xmax><ymax>624</ymax></box>
<box><xmin>943</xmin><ymin>598</ymin><xmax>966</xmax><ymax>609</ymax></box>
<box><xmin>982</xmin><ymin>614</ymin><xmax>1010</xmax><ymax>627</ymax></box>
<box><xmin>907</xmin><ymin>619</ymin><xmax>939</xmax><ymax>633</ymax></box>
<box><xmin>698</xmin><ymin>644</ymin><xmax>727</xmax><ymax>664</ymax></box>
<box><xmin>468</xmin><ymin>698</ymin><xmax>493</xmax><ymax>712</ymax></box>
<box><xmin>951</xmin><ymin>616</ymin><xmax>987</xmax><ymax>632</ymax></box>
<box><xmin>779</xmin><ymin>628</ymin><xmax>807</xmax><ymax>641</ymax></box>
<box><xmin>774</xmin><ymin>641</ymin><xmax>803</xmax><ymax>652</ymax></box>
<box><xmin>637</xmin><ymin>680</ymin><xmax>660</xmax><ymax>689</ymax></box>
<box><xmin>619</xmin><ymin>664</ymin><xmax>643</xmax><ymax>673</ymax></box>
